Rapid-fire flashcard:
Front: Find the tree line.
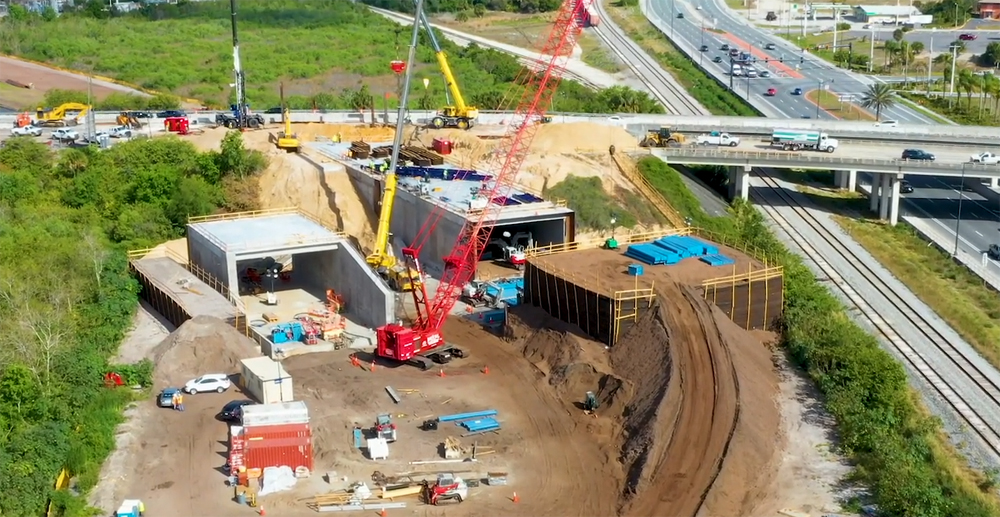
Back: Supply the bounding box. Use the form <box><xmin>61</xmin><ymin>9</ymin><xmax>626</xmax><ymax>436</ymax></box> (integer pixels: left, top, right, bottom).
<box><xmin>0</xmin><ymin>133</ymin><xmax>266</xmax><ymax>516</ymax></box>
<box><xmin>359</xmin><ymin>0</ymin><xmax>561</xmax><ymax>15</ymax></box>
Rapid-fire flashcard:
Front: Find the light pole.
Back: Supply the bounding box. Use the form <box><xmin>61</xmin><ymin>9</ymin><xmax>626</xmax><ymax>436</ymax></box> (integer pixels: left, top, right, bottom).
<box><xmin>816</xmin><ymin>79</ymin><xmax>832</xmax><ymax>118</ymax></box>
<box><xmin>949</xmin><ymin>43</ymin><xmax>959</xmax><ymax>109</ymax></box>
<box><xmin>927</xmin><ymin>29</ymin><xmax>934</xmax><ymax>92</ymax></box>
<box><xmin>700</xmin><ymin>21</ymin><xmax>706</xmax><ymax>66</ymax></box>
<box><xmin>868</xmin><ymin>24</ymin><xmax>876</xmax><ymax>73</ymax></box>
<box><xmin>669</xmin><ymin>0</ymin><xmax>674</xmax><ymax>38</ymax></box>
<box><xmin>954</xmin><ymin>165</ymin><xmax>966</xmax><ymax>256</ymax></box>
<box><xmin>265</xmin><ymin>268</ymin><xmax>279</xmax><ymax>305</ymax></box>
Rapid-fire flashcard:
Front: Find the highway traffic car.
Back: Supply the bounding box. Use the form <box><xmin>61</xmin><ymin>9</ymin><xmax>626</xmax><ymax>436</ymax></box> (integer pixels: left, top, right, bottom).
<box><xmin>792</xmin><ymin>87</ymin><xmax>803</xmax><ymax>95</ymax></box>
<box><xmin>766</xmin><ymin>88</ymin><xmax>777</xmax><ymax>96</ymax></box>
<box><xmin>901</xmin><ymin>149</ymin><xmax>935</xmax><ymax>161</ymax></box>
<box><xmin>959</xmin><ymin>33</ymin><xmax>977</xmax><ymax>41</ymax></box>
<box><xmin>874</xmin><ymin>120</ymin><xmax>899</xmax><ymax>128</ymax></box>
<box><xmin>899</xmin><ymin>180</ymin><xmax>914</xmax><ymax>193</ymax></box>
<box><xmin>157</xmin><ymin>110</ymin><xmax>187</xmax><ymax>118</ymax></box>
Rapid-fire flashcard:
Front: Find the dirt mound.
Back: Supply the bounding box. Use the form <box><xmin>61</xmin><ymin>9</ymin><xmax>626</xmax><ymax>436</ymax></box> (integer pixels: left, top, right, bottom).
<box><xmin>150</xmin><ymin>315</ymin><xmax>257</xmax><ymax>386</ymax></box>
<box><xmin>531</xmin><ymin>122</ymin><xmax>640</xmax><ymax>154</ymax></box>
<box><xmin>608</xmin><ymin>280</ymin><xmax>779</xmax><ymax>516</ymax></box>
<box><xmin>294</xmin><ymin>123</ymin><xmax>395</xmax><ymax>142</ymax></box>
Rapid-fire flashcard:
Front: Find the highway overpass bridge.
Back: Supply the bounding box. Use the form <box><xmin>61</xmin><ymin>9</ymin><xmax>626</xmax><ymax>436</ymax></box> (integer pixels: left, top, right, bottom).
<box><xmin>651</xmin><ymin>147</ymin><xmax>999</xmax><ymax>226</ymax></box>
<box><xmin>4</xmin><ymin>110</ymin><xmax>1000</xmax><ymax>147</ymax></box>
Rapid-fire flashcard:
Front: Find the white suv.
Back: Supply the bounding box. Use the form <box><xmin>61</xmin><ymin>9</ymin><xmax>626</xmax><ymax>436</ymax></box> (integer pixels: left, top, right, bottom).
<box><xmin>184</xmin><ymin>373</ymin><xmax>232</xmax><ymax>394</ymax></box>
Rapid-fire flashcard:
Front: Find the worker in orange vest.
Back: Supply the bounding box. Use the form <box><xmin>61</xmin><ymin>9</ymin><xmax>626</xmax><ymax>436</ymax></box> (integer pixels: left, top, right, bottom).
<box><xmin>176</xmin><ymin>393</ymin><xmax>185</xmax><ymax>412</ymax></box>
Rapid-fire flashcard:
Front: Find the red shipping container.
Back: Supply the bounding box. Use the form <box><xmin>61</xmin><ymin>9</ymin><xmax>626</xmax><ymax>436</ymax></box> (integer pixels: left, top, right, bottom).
<box><xmin>242</xmin><ymin>423</ymin><xmax>314</xmax><ymax>471</ymax></box>
<box><xmin>432</xmin><ymin>138</ymin><xmax>452</xmax><ymax>155</ymax></box>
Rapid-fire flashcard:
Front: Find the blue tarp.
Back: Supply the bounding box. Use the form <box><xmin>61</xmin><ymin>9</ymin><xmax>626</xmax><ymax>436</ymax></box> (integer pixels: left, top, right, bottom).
<box><xmin>624</xmin><ymin>243</ymin><xmax>681</xmax><ymax>265</ymax></box>
<box><xmin>512</xmin><ymin>193</ymin><xmax>543</xmax><ymax>203</ymax></box>
<box><xmin>396</xmin><ymin>165</ymin><xmax>492</xmax><ymax>182</ymax></box>
<box><xmin>699</xmin><ymin>254</ymin><xmax>736</xmax><ymax>266</ymax></box>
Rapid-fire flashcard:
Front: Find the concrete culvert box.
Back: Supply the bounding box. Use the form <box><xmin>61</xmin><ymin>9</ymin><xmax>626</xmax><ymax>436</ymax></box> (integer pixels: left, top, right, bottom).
<box><xmin>241</xmin><ymin>356</ymin><xmax>294</xmax><ymax>404</ymax></box>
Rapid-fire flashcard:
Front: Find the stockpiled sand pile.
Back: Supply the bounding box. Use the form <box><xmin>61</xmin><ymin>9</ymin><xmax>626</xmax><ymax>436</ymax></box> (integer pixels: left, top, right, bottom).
<box><xmin>506</xmin><ymin>276</ymin><xmax>781</xmax><ymax>516</ymax></box>
<box><xmin>242</xmin><ymin>131</ymin><xmax>378</xmax><ymax>252</ymax></box>
<box><xmin>150</xmin><ymin>316</ymin><xmax>258</xmax><ymax>386</ymax></box>
<box><xmin>293</xmin><ymin>123</ymin><xmax>395</xmax><ymax>142</ymax></box>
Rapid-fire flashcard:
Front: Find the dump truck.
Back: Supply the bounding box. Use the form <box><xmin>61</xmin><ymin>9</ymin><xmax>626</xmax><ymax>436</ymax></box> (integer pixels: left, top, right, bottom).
<box><xmin>770</xmin><ymin>128</ymin><xmax>838</xmax><ymax>153</ymax></box>
<box><xmin>639</xmin><ymin>126</ymin><xmax>686</xmax><ymax>147</ymax></box>
<box><xmin>696</xmin><ymin>131</ymin><xmax>740</xmax><ymax>147</ymax></box>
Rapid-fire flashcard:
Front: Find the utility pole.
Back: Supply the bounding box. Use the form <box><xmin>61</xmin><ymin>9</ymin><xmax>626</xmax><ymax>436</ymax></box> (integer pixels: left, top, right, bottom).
<box><xmin>230</xmin><ymin>0</ymin><xmax>247</xmax><ymax>129</ymax></box>
<box><xmin>927</xmin><ymin>29</ymin><xmax>934</xmax><ymax>91</ymax></box>
<box><xmin>868</xmin><ymin>24</ymin><xmax>876</xmax><ymax>72</ymax></box>
<box><xmin>832</xmin><ymin>8</ymin><xmax>838</xmax><ymax>50</ymax></box>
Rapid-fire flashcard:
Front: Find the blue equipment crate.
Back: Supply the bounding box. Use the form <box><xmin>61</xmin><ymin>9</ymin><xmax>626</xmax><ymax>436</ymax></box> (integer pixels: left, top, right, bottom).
<box><xmin>627</xmin><ymin>264</ymin><xmax>644</xmax><ymax>276</ymax></box>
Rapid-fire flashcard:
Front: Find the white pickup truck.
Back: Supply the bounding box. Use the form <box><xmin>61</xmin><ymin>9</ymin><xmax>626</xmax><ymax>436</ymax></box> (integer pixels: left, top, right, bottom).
<box><xmin>11</xmin><ymin>124</ymin><xmax>43</xmax><ymax>137</ymax></box>
<box><xmin>51</xmin><ymin>129</ymin><xmax>79</xmax><ymax>141</ymax></box>
<box><xmin>696</xmin><ymin>131</ymin><xmax>740</xmax><ymax>147</ymax></box>
<box><xmin>970</xmin><ymin>152</ymin><xmax>1000</xmax><ymax>165</ymax></box>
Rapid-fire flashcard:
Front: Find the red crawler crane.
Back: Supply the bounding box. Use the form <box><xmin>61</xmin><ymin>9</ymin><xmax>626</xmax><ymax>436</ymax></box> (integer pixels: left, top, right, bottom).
<box><xmin>376</xmin><ymin>0</ymin><xmax>585</xmax><ymax>369</ymax></box>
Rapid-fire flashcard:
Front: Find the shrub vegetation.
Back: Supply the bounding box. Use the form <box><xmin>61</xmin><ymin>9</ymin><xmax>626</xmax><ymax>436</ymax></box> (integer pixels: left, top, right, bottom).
<box><xmin>637</xmin><ymin>156</ymin><xmax>1000</xmax><ymax>517</ymax></box>
<box><xmin>0</xmin><ymin>133</ymin><xmax>267</xmax><ymax>516</ymax></box>
<box><xmin>0</xmin><ymin>0</ymin><xmax>659</xmax><ymax>114</ymax></box>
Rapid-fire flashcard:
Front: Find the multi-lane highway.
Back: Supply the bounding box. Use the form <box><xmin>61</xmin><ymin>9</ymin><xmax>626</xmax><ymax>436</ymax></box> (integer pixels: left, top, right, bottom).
<box><xmin>637</xmin><ymin>0</ymin><xmax>1000</xmax><ymax>283</ymax></box>
<box><xmin>647</xmin><ymin>0</ymin><xmax>936</xmax><ymax>124</ymax></box>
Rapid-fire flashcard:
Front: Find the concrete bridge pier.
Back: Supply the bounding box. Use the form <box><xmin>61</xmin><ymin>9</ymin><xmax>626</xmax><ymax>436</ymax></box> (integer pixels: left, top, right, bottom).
<box><xmin>728</xmin><ymin>165</ymin><xmax>750</xmax><ymax>200</ymax></box>
<box><xmin>869</xmin><ymin>172</ymin><xmax>882</xmax><ymax>213</ymax></box>
<box><xmin>990</xmin><ymin>177</ymin><xmax>999</xmax><ymax>189</ymax></box>
<box><xmin>834</xmin><ymin>170</ymin><xmax>857</xmax><ymax>191</ymax></box>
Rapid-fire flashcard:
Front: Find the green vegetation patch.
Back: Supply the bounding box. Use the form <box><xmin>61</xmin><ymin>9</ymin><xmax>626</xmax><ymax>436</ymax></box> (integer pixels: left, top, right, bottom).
<box><xmin>545</xmin><ymin>175</ymin><xmax>665</xmax><ymax>230</ymax></box>
<box><xmin>636</xmin><ymin>156</ymin><xmax>1000</xmax><ymax>516</ymax></box>
<box><xmin>0</xmin><ymin>133</ymin><xmax>268</xmax><ymax>516</ymax></box>
<box><xmin>0</xmin><ymin>0</ymin><xmax>658</xmax><ymax>113</ymax></box>
<box><xmin>899</xmin><ymin>91</ymin><xmax>1000</xmax><ymax>127</ymax></box>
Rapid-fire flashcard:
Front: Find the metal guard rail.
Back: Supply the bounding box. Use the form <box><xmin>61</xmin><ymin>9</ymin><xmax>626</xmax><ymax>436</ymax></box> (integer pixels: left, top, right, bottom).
<box><xmin>653</xmin><ymin>148</ymin><xmax>997</xmax><ymax>174</ymax></box>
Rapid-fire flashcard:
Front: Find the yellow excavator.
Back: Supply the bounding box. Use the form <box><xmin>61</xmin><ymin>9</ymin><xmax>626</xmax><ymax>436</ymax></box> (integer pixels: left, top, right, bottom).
<box><xmin>418</xmin><ymin>9</ymin><xmax>478</xmax><ymax>130</ymax></box>
<box><xmin>275</xmin><ymin>84</ymin><xmax>300</xmax><ymax>153</ymax></box>
<box><xmin>116</xmin><ymin>112</ymin><xmax>143</xmax><ymax>129</ymax></box>
<box><xmin>36</xmin><ymin>102</ymin><xmax>91</xmax><ymax>127</ymax></box>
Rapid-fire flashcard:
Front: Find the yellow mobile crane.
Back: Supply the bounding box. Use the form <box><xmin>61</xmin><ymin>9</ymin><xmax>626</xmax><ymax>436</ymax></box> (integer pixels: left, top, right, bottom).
<box><xmin>366</xmin><ymin>1</ymin><xmax>423</xmax><ymax>292</ymax></box>
<box><xmin>418</xmin><ymin>9</ymin><xmax>479</xmax><ymax>130</ymax></box>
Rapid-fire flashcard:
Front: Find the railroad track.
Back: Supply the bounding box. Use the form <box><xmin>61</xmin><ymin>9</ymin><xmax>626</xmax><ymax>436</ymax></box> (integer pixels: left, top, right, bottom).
<box><xmin>753</xmin><ymin>170</ymin><xmax>1000</xmax><ymax>459</ymax></box>
<box><xmin>589</xmin><ymin>3</ymin><xmax>707</xmax><ymax>116</ymax></box>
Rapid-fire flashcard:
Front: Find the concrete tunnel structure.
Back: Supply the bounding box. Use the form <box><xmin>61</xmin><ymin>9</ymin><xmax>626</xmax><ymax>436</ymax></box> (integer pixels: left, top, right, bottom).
<box><xmin>311</xmin><ymin>142</ymin><xmax>576</xmax><ymax>278</ymax></box>
<box><xmin>186</xmin><ymin>210</ymin><xmax>393</xmax><ymax>330</ymax></box>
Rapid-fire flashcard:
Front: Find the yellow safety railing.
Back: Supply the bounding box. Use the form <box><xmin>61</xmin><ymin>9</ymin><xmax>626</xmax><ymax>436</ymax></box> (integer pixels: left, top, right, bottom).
<box><xmin>611</xmin><ymin>287</ymin><xmax>657</xmax><ymax>344</ymax></box>
<box><xmin>701</xmin><ymin>263</ymin><xmax>784</xmax><ymax>330</ymax></box>
<box><xmin>187</xmin><ymin>206</ymin><xmax>301</xmax><ymax>223</ymax></box>
<box><xmin>126</xmin><ymin>245</ymin><xmax>189</xmax><ymax>265</ymax></box>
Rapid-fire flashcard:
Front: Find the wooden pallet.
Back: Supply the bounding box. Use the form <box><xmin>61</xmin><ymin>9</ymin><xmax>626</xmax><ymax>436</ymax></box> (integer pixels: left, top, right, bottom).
<box><xmin>370</xmin><ymin>145</ymin><xmax>444</xmax><ymax>166</ymax></box>
<box><xmin>349</xmin><ymin>141</ymin><xmax>371</xmax><ymax>159</ymax></box>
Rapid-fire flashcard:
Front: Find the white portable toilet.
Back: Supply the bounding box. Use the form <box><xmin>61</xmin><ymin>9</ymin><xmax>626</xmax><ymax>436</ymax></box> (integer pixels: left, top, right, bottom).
<box><xmin>367</xmin><ymin>438</ymin><xmax>389</xmax><ymax>461</ymax></box>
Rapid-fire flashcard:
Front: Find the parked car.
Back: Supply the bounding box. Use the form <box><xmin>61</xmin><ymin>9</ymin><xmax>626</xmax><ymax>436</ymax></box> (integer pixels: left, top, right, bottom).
<box><xmin>765</xmin><ymin>11</ymin><xmax>777</xmax><ymax>21</ymax></box>
<box><xmin>676</xmin><ymin>12</ymin><xmax>684</xmax><ymax>18</ymax></box>
<box><xmin>219</xmin><ymin>399</ymin><xmax>256</xmax><ymax>421</ymax></box>
<box><xmin>109</xmin><ymin>126</ymin><xmax>134</xmax><ymax>139</ymax></box>
<box><xmin>184</xmin><ymin>373</ymin><xmax>232</xmax><ymax>394</ymax></box>
<box><xmin>766</xmin><ymin>88</ymin><xmax>777</xmax><ymax>96</ymax></box>
<box><xmin>764</xmin><ymin>42</ymin><xmax>776</xmax><ymax>50</ymax></box>
<box><xmin>700</xmin><ymin>44</ymin><xmax>709</xmax><ymax>51</ymax></box>
<box><xmin>792</xmin><ymin>87</ymin><xmax>803</xmax><ymax>95</ymax></box>
<box><xmin>959</xmin><ymin>33</ymin><xmax>977</xmax><ymax>41</ymax></box>
<box><xmin>157</xmin><ymin>110</ymin><xmax>187</xmax><ymax>118</ymax></box>
<box><xmin>899</xmin><ymin>180</ymin><xmax>914</xmax><ymax>193</ymax></box>
<box><xmin>126</xmin><ymin>111</ymin><xmax>153</xmax><ymax>119</ymax></box>
<box><xmin>51</xmin><ymin>128</ymin><xmax>79</xmax><ymax>141</ymax></box>
<box><xmin>158</xmin><ymin>387</ymin><xmax>181</xmax><ymax>407</ymax></box>
<box><xmin>874</xmin><ymin>119</ymin><xmax>899</xmax><ymax>127</ymax></box>
<box><xmin>901</xmin><ymin>149</ymin><xmax>935</xmax><ymax>161</ymax></box>
<box><xmin>11</xmin><ymin>124</ymin><xmax>42</xmax><ymax>137</ymax></box>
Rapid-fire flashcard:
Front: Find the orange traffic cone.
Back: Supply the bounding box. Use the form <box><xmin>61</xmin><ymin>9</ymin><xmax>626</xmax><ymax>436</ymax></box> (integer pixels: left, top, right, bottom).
<box><xmin>370</xmin><ymin>361</ymin><xmax>376</xmax><ymax>372</ymax></box>
<box><xmin>439</xmin><ymin>369</ymin><xmax>446</xmax><ymax>378</ymax></box>
<box><xmin>483</xmin><ymin>366</ymin><xmax>489</xmax><ymax>375</ymax></box>
<box><xmin>380</xmin><ymin>508</ymin><xmax>387</xmax><ymax>517</ymax></box>
<box><xmin>512</xmin><ymin>492</ymin><xmax>520</xmax><ymax>503</ymax></box>
<box><xmin>258</xmin><ymin>505</ymin><xmax>266</xmax><ymax>516</ymax></box>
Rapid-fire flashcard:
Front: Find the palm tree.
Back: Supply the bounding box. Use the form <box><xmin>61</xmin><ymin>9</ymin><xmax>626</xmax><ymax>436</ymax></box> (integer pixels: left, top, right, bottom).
<box><xmin>860</xmin><ymin>83</ymin><xmax>896</xmax><ymax>121</ymax></box>
<box><xmin>958</xmin><ymin>68</ymin><xmax>976</xmax><ymax>107</ymax></box>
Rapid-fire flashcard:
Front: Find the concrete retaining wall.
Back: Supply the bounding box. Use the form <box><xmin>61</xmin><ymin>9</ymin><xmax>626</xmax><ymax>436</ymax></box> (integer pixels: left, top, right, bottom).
<box><xmin>702</xmin><ymin>274</ymin><xmax>784</xmax><ymax>331</ymax></box>
<box><xmin>187</xmin><ymin>225</ymin><xmax>231</xmax><ymax>293</ymax></box>
<box><xmin>294</xmin><ymin>246</ymin><xmax>393</xmax><ymax>329</ymax></box>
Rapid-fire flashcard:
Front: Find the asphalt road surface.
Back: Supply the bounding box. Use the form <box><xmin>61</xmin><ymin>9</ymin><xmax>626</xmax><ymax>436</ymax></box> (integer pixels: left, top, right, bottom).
<box><xmin>646</xmin><ymin>0</ymin><xmax>1000</xmax><ymax>278</ymax></box>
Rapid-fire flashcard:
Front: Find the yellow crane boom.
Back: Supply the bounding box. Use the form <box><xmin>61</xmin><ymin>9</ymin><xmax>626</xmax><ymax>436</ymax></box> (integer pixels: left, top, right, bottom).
<box><xmin>275</xmin><ymin>83</ymin><xmax>300</xmax><ymax>153</ymax></box>
<box><xmin>418</xmin><ymin>9</ymin><xmax>478</xmax><ymax>130</ymax></box>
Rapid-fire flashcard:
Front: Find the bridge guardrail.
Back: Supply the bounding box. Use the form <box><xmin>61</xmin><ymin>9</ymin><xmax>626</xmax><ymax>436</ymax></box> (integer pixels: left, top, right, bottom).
<box><xmin>652</xmin><ymin>148</ymin><xmax>1000</xmax><ymax>176</ymax></box>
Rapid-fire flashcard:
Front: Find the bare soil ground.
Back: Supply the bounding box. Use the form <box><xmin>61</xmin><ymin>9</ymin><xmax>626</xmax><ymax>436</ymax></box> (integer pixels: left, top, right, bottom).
<box><xmin>0</xmin><ymin>56</ymin><xmax>149</xmax><ymax>109</ymax></box>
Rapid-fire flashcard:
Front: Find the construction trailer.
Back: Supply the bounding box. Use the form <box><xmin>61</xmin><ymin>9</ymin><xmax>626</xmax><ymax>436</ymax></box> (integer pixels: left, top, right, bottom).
<box><xmin>240</xmin><ymin>356</ymin><xmax>293</xmax><ymax>404</ymax></box>
<box><xmin>374</xmin><ymin>0</ymin><xmax>586</xmax><ymax>369</ymax></box>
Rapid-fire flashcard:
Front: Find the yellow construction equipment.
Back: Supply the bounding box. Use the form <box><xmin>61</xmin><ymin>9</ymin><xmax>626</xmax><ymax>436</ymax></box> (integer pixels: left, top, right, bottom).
<box><xmin>116</xmin><ymin>112</ymin><xmax>143</xmax><ymax>129</ymax></box>
<box><xmin>418</xmin><ymin>10</ymin><xmax>478</xmax><ymax>130</ymax></box>
<box><xmin>35</xmin><ymin>102</ymin><xmax>91</xmax><ymax>127</ymax></box>
<box><xmin>639</xmin><ymin>126</ymin><xmax>686</xmax><ymax>148</ymax></box>
<box><xmin>366</xmin><ymin>6</ymin><xmax>424</xmax><ymax>293</ymax></box>
<box><xmin>275</xmin><ymin>84</ymin><xmax>300</xmax><ymax>153</ymax></box>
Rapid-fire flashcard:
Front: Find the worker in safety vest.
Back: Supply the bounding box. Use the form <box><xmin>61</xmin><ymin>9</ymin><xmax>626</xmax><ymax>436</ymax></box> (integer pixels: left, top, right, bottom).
<box><xmin>176</xmin><ymin>393</ymin><xmax>185</xmax><ymax>412</ymax></box>
<box><xmin>138</xmin><ymin>500</ymin><xmax>145</xmax><ymax>516</ymax></box>
<box><xmin>171</xmin><ymin>392</ymin><xmax>179</xmax><ymax>410</ymax></box>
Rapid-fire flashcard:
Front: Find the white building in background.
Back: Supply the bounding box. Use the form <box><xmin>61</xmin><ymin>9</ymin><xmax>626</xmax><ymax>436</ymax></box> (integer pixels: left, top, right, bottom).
<box><xmin>852</xmin><ymin>4</ymin><xmax>933</xmax><ymax>24</ymax></box>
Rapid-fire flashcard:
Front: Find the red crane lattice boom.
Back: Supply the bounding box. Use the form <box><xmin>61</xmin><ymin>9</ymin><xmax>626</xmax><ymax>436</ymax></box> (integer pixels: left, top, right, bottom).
<box><xmin>404</xmin><ymin>0</ymin><xmax>585</xmax><ymax>332</ymax></box>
